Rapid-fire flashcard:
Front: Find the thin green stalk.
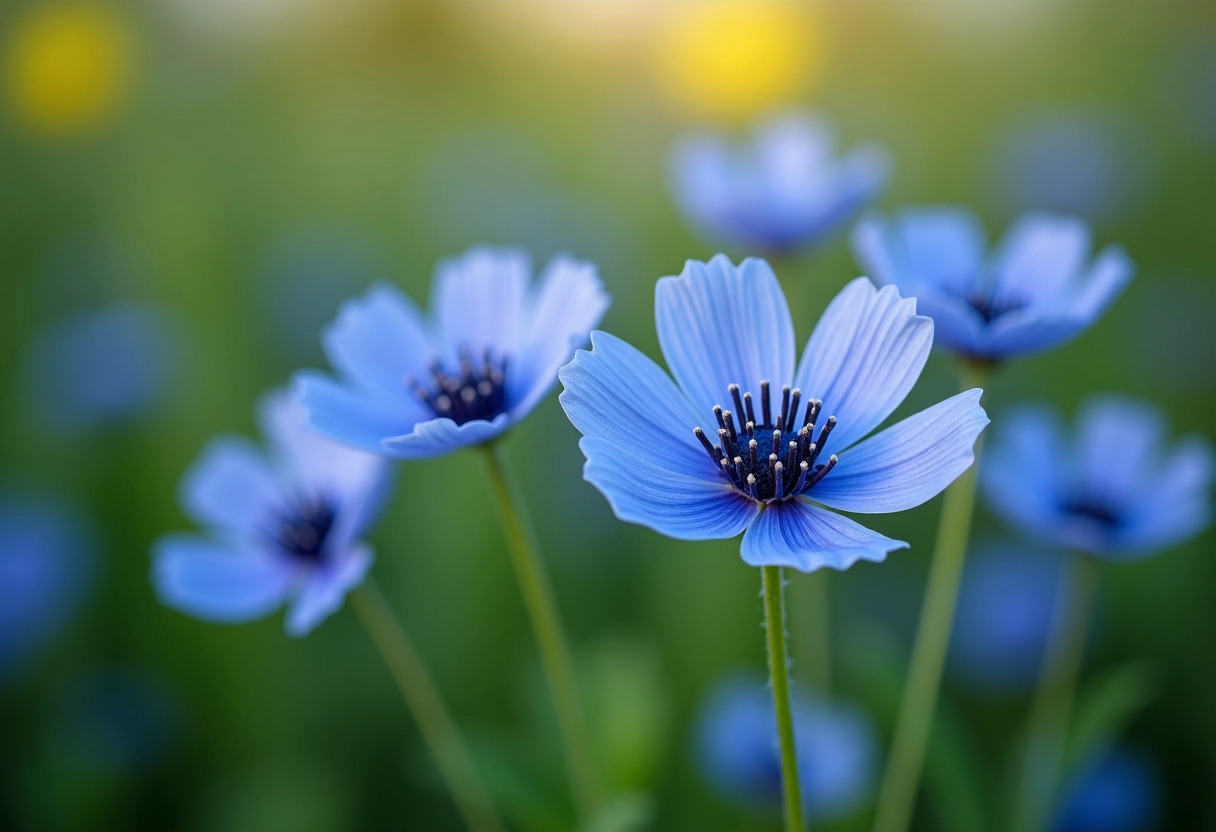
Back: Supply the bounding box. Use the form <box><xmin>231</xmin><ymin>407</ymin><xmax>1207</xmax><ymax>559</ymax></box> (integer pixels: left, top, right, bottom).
<box><xmin>479</xmin><ymin>442</ymin><xmax>600</xmax><ymax>819</ymax></box>
<box><xmin>1009</xmin><ymin>554</ymin><xmax>1100</xmax><ymax>832</ymax></box>
<box><xmin>872</xmin><ymin>365</ymin><xmax>986</xmax><ymax>832</ymax></box>
<box><xmin>763</xmin><ymin>564</ymin><xmax>805</xmax><ymax>832</ymax></box>
<box><xmin>350</xmin><ymin>581</ymin><xmax>505</xmax><ymax>832</ymax></box>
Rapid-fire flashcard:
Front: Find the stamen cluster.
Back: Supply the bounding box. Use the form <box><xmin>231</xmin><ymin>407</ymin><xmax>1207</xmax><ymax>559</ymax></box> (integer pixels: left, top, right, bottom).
<box><xmin>411</xmin><ymin>348</ymin><xmax>508</xmax><ymax>425</ymax></box>
<box><xmin>694</xmin><ymin>381</ymin><xmax>839</xmax><ymax>504</ymax></box>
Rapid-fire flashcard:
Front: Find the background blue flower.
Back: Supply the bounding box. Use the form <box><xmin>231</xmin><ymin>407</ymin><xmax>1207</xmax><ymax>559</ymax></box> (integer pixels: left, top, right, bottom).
<box><xmin>983</xmin><ymin>396</ymin><xmax>1213</xmax><ymax>559</ymax></box>
<box><xmin>153</xmin><ymin>390</ymin><xmax>390</xmax><ymax>636</ymax></box>
<box><xmin>560</xmin><ymin>256</ymin><xmax>987</xmax><ymax>572</ymax></box>
<box><xmin>853</xmin><ymin>208</ymin><xmax>1132</xmax><ymax>362</ymax></box>
<box><xmin>669</xmin><ymin>113</ymin><xmax>889</xmax><ymax>255</ymax></box>
<box><xmin>1053</xmin><ymin>748</ymin><xmax>1161</xmax><ymax>832</ymax></box>
<box><xmin>694</xmin><ymin>674</ymin><xmax>877</xmax><ymax>822</ymax></box>
<box><xmin>296</xmin><ymin>246</ymin><xmax>609</xmax><ymax>459</ymax></box>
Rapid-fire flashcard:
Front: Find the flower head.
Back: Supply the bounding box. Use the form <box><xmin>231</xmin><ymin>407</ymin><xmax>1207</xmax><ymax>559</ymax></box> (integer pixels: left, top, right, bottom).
<box><xmin>694</xmin><ymin>674</ymin><xmax>876</xmax><ymax>821</ymax></box>
<box><xmin>983</xmin><ymin>396</ymin><xmax>1212</xmax><ymax>560</ymax></box>
<box><xmin>670</xmin><ymin>114</ymin><xmax>889</xmax><ymax>255</ymax></box>
<box><xmin>853</xmin><ymin>208</ymin><xmax>1132</xmax><ymax>362</ymax></box>
<box><xmin>559</xmin><ymin>256</ymin><xmax>988</xmax><ymax>572</ymax></box>
<box><xmin>153</xmin><ymin>390</ymin><xmax>390</xmax><ymax>636</ymax></box>
<box><xmin>296</xmin><ymin>247</ymin><xmax>609</xmax><ymax>458</ymax></box>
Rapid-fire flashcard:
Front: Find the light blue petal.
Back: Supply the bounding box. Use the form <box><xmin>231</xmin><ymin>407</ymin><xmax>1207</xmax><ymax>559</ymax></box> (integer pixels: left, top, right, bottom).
<box><xmin>1114</xmin><ymin>435</ymin><xmax>1212</xmax><ymax>558</ymax></box>
<box><xmin>859</xmin><ymin>207</ymin><xmax>987</xmax><ymax>295</ymax></box>
<box><xmin>431</xmin><ymin>247</ymin><xmax>530</xmax><ymax>358</ymax></box>
<box><xmin>180</xmin><ymin>437</ymin><xmax>284</xmax><ymax>535</ymax></box>
<box><xmin>981</xmin><ymin>405</ymin><xmax>1068</xmax><ymax>535</ymax></box>
<box><xmin>668</xmin><ymin>133</ymin><xmax>733</xmax><ymax>240</ymax></box>
<box><xmin>559</xmin><ymin>331</ymin><xmax>706</xmax><ymax>471</ymax></box>
<box><xmin>285</xmin><ymin>544</ymin><xmax>373</xmax><ymax>637</ymax></box>
<box><xmin>794</xmin><ymin>278</ymin><xmax>933</xmax><ymax>451</ymax></box>
<box><xmin>740</xmin><ymin>500</ymin><xmax>907</xmax><ymax>573</ymax></box>
<box><xmin>1073</xmin><ymin>396</ymin><xmax>1167</xmax><ymax>509</ymax></box>
<box><xmin>991</xmin><ymin>213</ymin><xmax>1091</xmax><ymax>303</ymax></box>
<box><xmin>901</xmin><ymin>288</ymin><xmax>988</xmax><ymax>357</ymax></box>
<box><xmin>508</xmin><ymin>256</ymin><xmax>610</xmax><ymax>421</ymax></box>
<box><xmin>982</xmin><ymin>312</ymin><xmax>1092</xmax><ymax>359</ymax></box>
<box><xmin>153</xmin><ymin>534</ymin><xmax>295</xmax><ymax>623</ymax></box>
<box><xmin>656</xmin><ymin>255</ymin><xmax>795</xmax><ymax>417</ymax></box>
<box><xmin>294</xmin><ymin>371</ymin><xmax>427</xmax><ymax>454</ymax></box>
<box><xmin>811</xmin><ymin>389</ymin><xmax>988</xmax><ymax>513</ymax></box>
<box><xmin>580</xmin><ymin>437</ymin><xmax>758</xmax><ymax>540</ymax></box>
<box><xmin>1069</xmin><ymin>246</ymin><xmax>1134</xmax><ymax>320</ymax></box>
<box><xmin>322</xmin><ymin>282</ymin><xmax>432</xmax><ymax>394</ymax></box>
<box><xmin>381</xmin><ymin>413</ymin><xmax>510</xmax><ymax>459</ymax></box>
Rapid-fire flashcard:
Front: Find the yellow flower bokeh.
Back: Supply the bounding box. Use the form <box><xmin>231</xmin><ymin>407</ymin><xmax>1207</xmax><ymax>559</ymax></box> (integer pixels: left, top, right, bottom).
<box><xmin>6</xmin><ymin>3</ymin><xmax>133</xmax><ymax>138</ymax></box>
<box><xmin>654</xmin><ymin>0</ymin><xmax>824</xmax><ymax>123</ymax></box>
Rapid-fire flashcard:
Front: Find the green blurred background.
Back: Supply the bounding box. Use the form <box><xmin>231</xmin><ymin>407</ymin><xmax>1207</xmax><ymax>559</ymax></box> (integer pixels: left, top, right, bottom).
<box><xmin>1</xmin><ymin>0</ymin><xmax>1214</xmax><ymax>830</ymax></box>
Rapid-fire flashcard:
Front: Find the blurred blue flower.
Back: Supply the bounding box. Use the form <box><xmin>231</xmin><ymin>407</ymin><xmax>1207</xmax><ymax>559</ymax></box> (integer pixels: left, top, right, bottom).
<box><xmin>669</xmin><ymin>113</ymin><xmax>889</xmax><ymax>255</ymax></box>
<box><xmin>153</xmin><ymin>390</ymin><xmax>390</xmax><ymax>636</ymax></box>
<box><xmin>0</xmin><ymin>492</ymin><xmax>95</xmax><ymax>680</ymax></box>
<box><xmin>853</xmin><ymin>209</ymin><xmax>1132</xmax><ymax>362</ymax></box>
<box><xmin>296</xmin><ymin>247</ymin><xmax>609</xmax><ymax>458</ymax></box>
<box><xmin>949</xmin><ymin>545</ymin><xmax>1063</xmax><ymax>692</ymax></box>
<box><xmin>23</xmin><ymin>303</ymin><xmax>182</xmax><ymax>434</ymax></box>
<box><xmin>1053</xmin><ymin>748</ymin><xmax>1161</xmax><ymax>832</ymax></box>
<box><xmin>983</xmin><ymin>396</ymin><xmax>1213</xmax><ymax>559</ymax></box>
<box><xmin>559</xmin><ymin>256</ymin><xmax>988</xmax><ymax>572</ymax></box>
<box><xmin>694</xmin><ymin>674</ymin><xmax>877</xmax><ymax>821</ymax></box>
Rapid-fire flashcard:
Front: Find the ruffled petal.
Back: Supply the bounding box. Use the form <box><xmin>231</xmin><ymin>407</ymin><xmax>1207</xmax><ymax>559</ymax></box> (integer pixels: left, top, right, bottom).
<box><xmin>656</xmin><ymin>256</ymin><xmax>796</xmax><ymax>417</ymax></box>
<box><xmin>431</xmin><ymin>247</ymin><xmax>530</xmax><ymax>358</ymax></box>
<box><xmin>981</xmin><ymin>405</ymin><xmax>1068</xmax><ymax>534</ymax></box>
<box><xmin>811</xmin><ymin>389</ymin><xmax>988</xmax><ymax>513</ymax></box>
<box><xmin>991</xmin><ymin>214</ymin><xmax>1091</xmax><ymax>303</ymax></box>
<box><xmin>294</xmin><ymin>371</ymin><xmax>426</xmax><ymax>454</ymax></box>
<box><xmin>507</xmin><ymin>256</ymin><xmax>610</xmax><ymax>421</ymax></box>
<box><xmin>153</xmin><ymin>535</ymin><xmax>295</xmax><ymax>623</ymax></box>
<box><xmin>794</xmin><ymin>278</ymin><xmax>933</xmax><ymax>451</ymax></box>
<box><xmin>580</xmin><ymin>437</ymin><xmax>758</xmax><ymax>540</ymax></box>
<box><xmin>285</xmin><ymin>545</ymin><xmax>373</xmax><ymax>637</ymax></box>
<box><xmin>740</xmin><ymin>500</ymin><xmax>907</xmax><ymax>573</ymax></box>
<box><xmin>180</xmin><ymin>437</ymin><xmax>284</xmax><ymax>535</ymax></box>
<box><xmin>559</xmin><ymin>331</ymin><xmax>705</xmax><ymax>471</ymax></box>
<box><xmin>381</xmin><ymin>413</ymin><xmax>510</xmax><ymax>459</ymax></box>
<box><xmin>322</xmin><ymin>282</ymin><xmax>432</xmax><ymax>395</ymax></box>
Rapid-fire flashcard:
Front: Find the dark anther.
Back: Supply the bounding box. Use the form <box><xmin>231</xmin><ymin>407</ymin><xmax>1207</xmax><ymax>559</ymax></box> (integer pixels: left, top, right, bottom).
<box><xmin>760</xmin><ymin>380</ymin><xmax>772</xmax><ymax>427</ymax></box>
<box><xmin>274</xmin><ymin>498</ymin><xmax>336</xmax><ymax>562</ymax></box>
<box><xmin>777</xmin><ymin>386</ymin><xmax>791</xmax><ymax>431</ymax></box>
<box><xmin>744</xmin><ymin>392</ymin><xmax>756</xmax><ymax>425</ymax></box>
<box><xmin>788</xmin><ymin>389</ymin><xmax>801</xmax><ymax>431</ymax></box>
<box><xmin>730</xmin><ymin>384</ymin><xmax>746</xmax><ymax>424</ymax></box>
<box><xmin>410</xmin><ymin>346</ymin><xmax>508</xmax><ymax>425</ymax></box>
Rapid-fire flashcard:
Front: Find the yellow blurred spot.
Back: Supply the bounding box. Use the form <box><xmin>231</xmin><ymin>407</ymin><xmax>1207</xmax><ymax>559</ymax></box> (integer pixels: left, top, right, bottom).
<box><xmin>6</xmin><ymin>3</ymin><xmax>133</xmax><ymax>137</ymax></box>
<box><xmin>655</xmin><ymin>0</ymin><xmax>824</xmax><ymax>122</ymax></box>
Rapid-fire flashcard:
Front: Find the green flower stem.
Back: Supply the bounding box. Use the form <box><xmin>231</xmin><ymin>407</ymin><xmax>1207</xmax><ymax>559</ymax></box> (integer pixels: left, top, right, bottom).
<box><xmin>351</xmin><ymin>580</ymin><xmax>505</xmax><ymax>832</ymax></box>
<box><xmin>1009</xmin><ymin>554</ymin><xmax>1100</xmax><ymax>832</ymax></box>
<box><xmin>763</xmin><ymin>564</ymin><xmax>806</xmax><ymax>832</ymax></box>
<box><xmin>480</xmin><ymin>442</ymin><xmax>600</xmax><ymax>820</ymax></box>
<box><xmin>872</xmin><ymin>364</ymin><xmax>987</xmax><ymax>832</ymax></box>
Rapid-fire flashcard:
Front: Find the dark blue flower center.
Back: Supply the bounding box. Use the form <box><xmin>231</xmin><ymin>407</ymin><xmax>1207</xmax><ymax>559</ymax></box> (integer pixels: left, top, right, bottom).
<box><xmin>694</xmin><ymin>381</ymin><xmax>839</xmax><ymax>504</ymax></box>
<box><xmin>274</xmin><ymin>498</ymin><xmax>337</xmax><ymax>562</ymax></box>
<box><xmin>411</xmin><ymin>347</ymin><xmax>508</xmax><ymax>425</ymax></box>
<box><xmin>1063</xmin><ymin>498</ymin><xmax>1123</xmax><ymax>529</ymax></box>
<box><xmin>967</xmin><ymin>290</ymin><xmax>1027</xmax><ymax>323</ymax></box>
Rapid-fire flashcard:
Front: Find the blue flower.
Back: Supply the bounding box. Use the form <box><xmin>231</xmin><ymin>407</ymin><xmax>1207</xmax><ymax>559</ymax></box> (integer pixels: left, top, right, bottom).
<box><xmin>983</xmin><ymin>396</ymin><xmax>1213</xmax><ymax>560</ymax></box>
<box><xmin>559</xmin><ymin>256</ymin><xmax>988</xmax><ymax>572</ymax></box>
<box><xmin>694</xmin><ymin>674</ymin><xmax>877</xmax><ymax>821</ymax></box>
<box><xmin>295</xmin><ymin>247</ymin><xmax>609</xmax><ymax>458</ymax></box>
<box><xmin>153</xmin><ymin>390</ymin><xmax>390</xmax><ymax>636</ymax></box>
<box><xmin>670</xmin><ymin>113</ymin><xmax>889</xmax><ymax>255</ymax></box>
<box><xmin>1053</xmin><ymin>748</ymin><xmax>1161</xmax><ymax>832</ymax></box>
<box><xmin>852</xmin><ymin>208</ymin><xmax>1133</xmax><ymax>362</ymax></box>
<box><xmin>949</xmin><ymin>544</ymin><xmax>1065</xmax><ymax>693</ymax></box>
<box><xmin>0</xmin><ymin>492</ymin><xmax>94</xmax><ymax>681</ymax></box>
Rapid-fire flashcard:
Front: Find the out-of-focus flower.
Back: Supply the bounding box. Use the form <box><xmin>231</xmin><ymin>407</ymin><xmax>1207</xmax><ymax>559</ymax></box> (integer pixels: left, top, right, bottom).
<box><xmin>986</xmin><ymin>111</ymin><xmax>1155</xmax><ymax>224</ymax></box>
<box><xmin>4</xmin><ymin>3</ymin><xmax>133</xmax><ymax>137</ymax></box>
<box><xmin>694</xmin><ymin>674</ymin><xmax>876</xmax><ymax>821</ymax></box>
<box><xmin>0</xmin><ymin>492</ymin><xmax>94</xmax><ymax>680</ymax></box>
<box><xmin>559</xmin><ymin>257</ymin><xmax>987</xmax><ymax>572</ymax></box>
<box><xmin>295</xmin><ymin>247</ymin><xmax>609</xmax><ymax>459</ymax></box>
<box><xmin>670</xmin><ymin>114</ymin><xmax>890</xmax><ymax>256</ymax></box>
<box><xmin>1053</xmin><ymin>748</ymin><xmax>1161</xmax><ymax>832</ymax></box>
<box><xmin>949</xmin><ymin>545</ymin><xmax>1063</xmax><ymax>692</ymax></box>
<box><xmin>153</xmin><ymin>391</ymin><xmax>389</xmax><ymax>636</ymax></box>
<box><xmin>23</xmin><ymin>303</ymin><xmax>181</xmax><ymax>435</ymax></box>
<box><xmin>853</xmin><ymin>209</ymin><xmax>1132</xmax><ymax>362</ymax></box>
<box><xmin>654</xmin><ymin>1</ymin><xmax>823</xmax><ymax>122</ymax></box>
<box><xmin>983</xmin><ymin>396</ymin><xmax>1213</xmax><ymax>560</ymax></box>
